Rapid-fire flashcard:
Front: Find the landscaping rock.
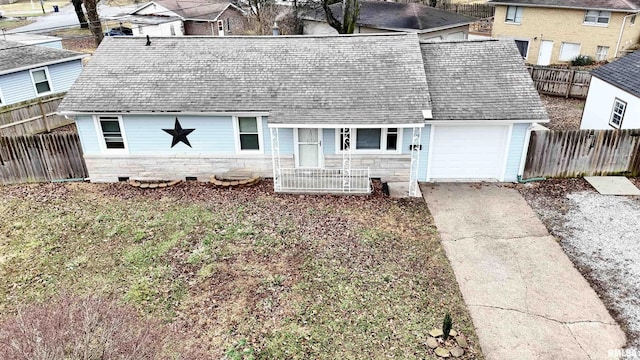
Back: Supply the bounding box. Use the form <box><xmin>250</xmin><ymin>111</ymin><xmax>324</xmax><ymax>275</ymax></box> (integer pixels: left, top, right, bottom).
<box><xmin>429</xmin><ymin>328</ymin><xmax>444</xmax><ymax>337</ymax></box>
<box><xmin>449</xmin><ymin>330</ymin><xmax>457</xmax><ymax>337</ymax></box>
<box><xmin>435</xmin><ymin>347</ymin><xmax>450</xmax><ymax>358</ymax></box>
<box><xmin>451</xmin><ymin>346</ymin><xmax>464</xmax><ymax>357</ymax></box>
<box><xmin>427</xmin><ymin>337</ymin><xmax>439</xmax><ymax>349</ymax></box>
<box><xmin>455</xmin><ymin>336</ymin><xmax>468</xmax><ymax>348</ymax></box>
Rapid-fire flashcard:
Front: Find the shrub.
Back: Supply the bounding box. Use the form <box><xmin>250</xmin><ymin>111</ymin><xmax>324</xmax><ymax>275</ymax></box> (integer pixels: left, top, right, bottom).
<box><xmin>442</xmin><ymin>313</ymin><xmax>453</xmax><ymax>340</ymax></box>
<box><xmin>0</xmin><ymin>294</ymin><xmax>198</xmax><ymax>360</ymax></box>
<box><xmin>571</xmin><ymin>55</ymin><xmax>595</xmax><ymax>66</ymax></box>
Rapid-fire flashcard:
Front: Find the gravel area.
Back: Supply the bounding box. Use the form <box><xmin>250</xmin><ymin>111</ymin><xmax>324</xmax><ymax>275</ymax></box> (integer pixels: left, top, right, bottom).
<box><xmin>520</xmin><ymin>180</ymin><xmax>640</xmax><ymax>352</ymax></box>
<box><xmin>539</xmin><ymin>95</ymin><xmax>585</xmax><ymax>130</ymax></box>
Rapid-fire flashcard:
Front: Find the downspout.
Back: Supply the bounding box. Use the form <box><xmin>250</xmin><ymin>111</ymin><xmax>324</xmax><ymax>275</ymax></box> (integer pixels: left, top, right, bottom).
<box><xmin>615</xmin><ymin>13</ymin><xmax>637</xmax><ymax>58</ymax></box>
<box><xmin>517</xmin><ymin>123</ymin><xmax>546</xmax><ymax>183</ymax></box>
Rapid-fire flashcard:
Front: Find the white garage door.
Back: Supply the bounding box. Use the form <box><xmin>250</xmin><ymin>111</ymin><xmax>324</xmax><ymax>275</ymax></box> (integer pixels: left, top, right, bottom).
<box><xmin>428</xmin><ymin>125</ymin><xmax>510</xmax><ymax>181</ymax></box>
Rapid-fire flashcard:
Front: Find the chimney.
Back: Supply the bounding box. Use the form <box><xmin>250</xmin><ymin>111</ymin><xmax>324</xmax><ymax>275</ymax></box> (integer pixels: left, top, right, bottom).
<box><xmin>272</xmin><ymin>22</ymin><xmax>279</xmax><ymax>36</ymax></box>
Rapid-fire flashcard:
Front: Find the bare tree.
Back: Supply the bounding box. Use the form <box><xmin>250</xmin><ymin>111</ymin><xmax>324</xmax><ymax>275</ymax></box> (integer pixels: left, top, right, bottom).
<box><xmin>322</xmin><ymin>0</ymin><xmax>359</xmax><ymax>34</ymax></box>
<box><xmin>84</xmin><ymin>0</ymin><xmax>104</xmax><ymax>46</ymax></box>
<box><xmin>246</xmin><ymin>0</ymin><xmax>275</xmax><ymax>31</ymax></box>
<box><xmin>72</xmin><ymin>0</ymin><xmax>88</xmax><ymax>28</ymax></box>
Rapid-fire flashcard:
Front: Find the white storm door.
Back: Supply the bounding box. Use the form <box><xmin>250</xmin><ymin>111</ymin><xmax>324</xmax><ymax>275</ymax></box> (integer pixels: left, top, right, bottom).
<box><xmin>296</xmin><ymin>128</ymin><xmax>322</xmax><ymax>168</ymax></box>
<box><xmin>537</xmin><ymin>40</ymin><xmax>553</xmax><ymax>65</ymax></box>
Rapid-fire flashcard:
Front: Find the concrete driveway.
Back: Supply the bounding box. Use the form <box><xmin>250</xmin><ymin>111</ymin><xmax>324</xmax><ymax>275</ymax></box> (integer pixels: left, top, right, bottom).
<box><xmin>420</xmin><ymin>183</ymin><xmax>626</xmax><ymax>360</ymax></box>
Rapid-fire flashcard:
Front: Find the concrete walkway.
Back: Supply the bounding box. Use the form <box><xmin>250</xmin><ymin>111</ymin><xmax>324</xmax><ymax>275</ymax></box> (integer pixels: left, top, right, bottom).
<box><xmin>421</xmin><ymin>183</ymin><xmax>626</xmax><ymax>360</ymax></box>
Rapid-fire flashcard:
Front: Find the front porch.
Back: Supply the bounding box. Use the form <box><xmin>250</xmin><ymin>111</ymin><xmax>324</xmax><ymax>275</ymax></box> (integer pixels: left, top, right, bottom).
<box><xmin>276</xmin><ymin>168</ymin><xmax>371</xmax><ymax>194</ymax></box>
<box><xmin>269</xmin><ymin>126</ymin><xmax>423</xmax><ymax>196</ymax></box>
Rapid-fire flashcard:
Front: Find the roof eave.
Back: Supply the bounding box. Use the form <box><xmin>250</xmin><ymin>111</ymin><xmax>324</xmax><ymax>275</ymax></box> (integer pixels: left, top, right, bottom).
<box><xmin>0</xmin><ymin>54</ymin><xmax>88</xmax><ymax>76</ymax></box>
<box><xmin>488</xmin><ymin>2</ymin><xmax>639</xmax><ymax>12</ymax></box>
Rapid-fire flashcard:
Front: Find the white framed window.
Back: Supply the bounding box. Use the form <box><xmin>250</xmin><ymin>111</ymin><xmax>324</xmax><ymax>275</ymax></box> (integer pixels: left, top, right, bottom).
<box><xmin>95</xmin><ymin>115</ymin><xmax>128</xmax><ymax>152</ymax></box>
<box><xmin>138</xmin><ymin>25</ymin><xmax>143</xmax><ymax>34</ymax></box>
<box><xmin>514</xmin><ymin>39</ymin><xmax>529</xmax><ymax>58</ymax></box>
<box><xmin>595</xmin><ymin>46</ymin><xmax>609</xmax><ymax>61</ymax></box>
<box><xmin>584</xmin><ymin>10</ymin><xmax>611</xmax><ymax>25</ymax></box>
<box><xmin>234</xmin><ymin>116</ymin><xmax>263</xmax><ymax>153</ymax></box>
<box><xmin>336</xmin><ymin>127</ymin><xmax>402</xmax><ymax>154</ymax></box>
<box><xmin>559</xmin><ymin>42</ymin><xmax>581</xmax><ymax>61</ymax></box>
<box><xmin>29</xmin><ymin>67</ymin><xmax>53</xmax><ymax>96</ymax></box>
<box><xmin>170</xmin><ymin>24</ymin><xmax>175</xmax><ymax>36</ymax></box>
<box><xmin>609</xmin><ymin>98</ymin><xmax>626</xmax><ymax>129</ymax></box>
<box><xmin>631</xmin><ymin>15</ymin><xmax>636</xmax><ymax>26</ymax></box>
<box><xmin>505</xmin><ymin>6</ymin><xmax>523</xmax><ymax>24</ymax></box>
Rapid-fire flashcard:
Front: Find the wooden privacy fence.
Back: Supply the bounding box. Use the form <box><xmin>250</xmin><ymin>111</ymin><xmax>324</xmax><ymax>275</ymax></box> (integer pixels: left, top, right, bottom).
<box><xmin>390</xmin><ymin>0</ymin><xmax>495</xmax><ymax>18</ymax></box>
<box><xmin>526</xmin><ymin>66</ymin><xmax>591</xmax><ymax>99</ymax></box>
<box><xmin>523</xmin><ymin>129</ymin><xmax>640</xmax><ymax>179</ymax></box>
<box><xmin>0</xmin><ymin>132</ymin><xmax>88</xmax><ymax>185</ymax></box>
<box><xmin>0</xmin><ymin>93</ymin><xmax>73</xmax><ymax>136</ymax></box>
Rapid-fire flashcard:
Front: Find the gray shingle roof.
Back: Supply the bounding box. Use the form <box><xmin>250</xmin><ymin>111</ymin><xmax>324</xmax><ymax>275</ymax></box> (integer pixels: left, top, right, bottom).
<box><xmin>420</xmin><ymin>40</ymin><xmax>548</xmax><ymax>121</ymax></box>
<box><xmin>0</xmin><ymin>40</ymin><xmax>86</xmax><ymax>75</ymax></box>
<box><xmin>305</xmin><ymin>1</ymin><xmax>475</xmax><ymax>32</ymax></box>
<box><xmin>591</xmin><ymin>50</ymin><xmax>640</xmax><ymax>98</ymax></box>
<box><xmin>58</xmin><ymin>34</ymin><xmax>432</xmax><ymax>125</ymax></box>
<box><xmin>134</xmin><ymin>0</ymin><xmax>241</xmax><ymax>20</ymax></box>
<box><xmin>488</xmin><ymin>0</ymin><xmax>640</xmax><ymax>11</ymax></box>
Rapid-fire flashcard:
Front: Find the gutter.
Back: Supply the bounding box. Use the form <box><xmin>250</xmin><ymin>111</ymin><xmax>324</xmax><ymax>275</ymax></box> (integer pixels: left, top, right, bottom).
<box><xmin>615</xmin><ymin>12</ymin><xmax>638</xmax><ymax>58</ymax></box>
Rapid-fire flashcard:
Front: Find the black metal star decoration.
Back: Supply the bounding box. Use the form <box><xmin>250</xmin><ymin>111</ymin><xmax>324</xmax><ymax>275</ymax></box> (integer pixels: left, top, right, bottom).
<box><xmin>163</xmin><ymin>118</ymin><xmax>195</xmax><ymax>148</ymax></box>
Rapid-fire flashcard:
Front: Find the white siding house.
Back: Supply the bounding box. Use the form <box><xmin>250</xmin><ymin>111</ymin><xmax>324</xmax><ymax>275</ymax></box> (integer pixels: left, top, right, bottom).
<box><xmin>58</xmin><ymin>35</ymin><xmax>547</xmax><ymax>196</ymax></box>
<box><xmin>581</xmin><ymin>51</ymin><xmax>640</xmax><ymax>129</ymax></box>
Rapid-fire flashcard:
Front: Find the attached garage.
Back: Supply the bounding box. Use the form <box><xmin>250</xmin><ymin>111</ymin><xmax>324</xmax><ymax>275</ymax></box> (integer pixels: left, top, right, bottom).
<box><xmin>427</xmin><ymin>124</ymin><xmax>511</xmax><ymax>181</ymax></box>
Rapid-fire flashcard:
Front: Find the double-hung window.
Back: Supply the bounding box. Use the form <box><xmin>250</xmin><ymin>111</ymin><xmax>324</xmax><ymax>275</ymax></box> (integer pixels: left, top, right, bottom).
<box><xmin>609</xmin><ymin>98</ymin><xmax>626</xmax><ymax>129</ymax></box>
<box><xmin>30</xmin><ymin>68</ymin><xmax>52</xmax><ymax>95</ymax></box>
<box><xmin>236</xmin><ymin>116</ymin><xmax>262</xmax><ymax>152</ymax></box>
<box><xmin>338</xmin><ymin>128</ymin><xmax>401</xmax><ymax>153</ymax></box>
<box><xmin>97</xmin><ymin>116</ymin><xmax>127</xmax><ymax>150</ymax></box>
<box><xmin>584</xmin><ymin>10</ymin><xmax>611</xmax><ymax>25</ymax></box>
<box><xmin>595</xmin><ymin>46</ymin><xmax>609</xmax><ymax>61</ymax></box>
<box><xmin>505</xmin><ymin>6</ymin><xmax>523</xmax><ymax>24</ymax></box>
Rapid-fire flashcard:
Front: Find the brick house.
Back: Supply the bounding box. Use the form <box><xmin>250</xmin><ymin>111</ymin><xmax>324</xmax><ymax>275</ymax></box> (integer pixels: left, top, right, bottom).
<box><xmin>489</xmin><ymin>0</ymin><xmax>640</xmax><ymax>65</ymax></box>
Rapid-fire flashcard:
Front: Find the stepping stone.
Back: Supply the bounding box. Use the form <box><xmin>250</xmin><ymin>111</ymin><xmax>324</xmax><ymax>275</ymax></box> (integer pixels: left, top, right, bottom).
<box><xmin>584</xmin><ymin>176</ymin><xmax>640</xmax><ymax>195</ymax></box>
<box><xmin>427</xmin><ymin>337</ymin><xmax>438</xmax><ymax>349</ymax></box>
<box><xmin>429</xmin><ymin>328</ymin><xmax>444</xmax><ymax>337</ymax></box>
<box><xmin>455</xmin><ymin>336</ymin><xmax>467</xmax><ymax>348</ymax></box>
<box><xmin>435</xmin><ymin>347</ymin><xmax>450</xmax><ymax>358</ymax></box>
<box><xmin>451</xmin><ymin>346</ymin><xmax>464</xmax><ymax>357</ymax></box>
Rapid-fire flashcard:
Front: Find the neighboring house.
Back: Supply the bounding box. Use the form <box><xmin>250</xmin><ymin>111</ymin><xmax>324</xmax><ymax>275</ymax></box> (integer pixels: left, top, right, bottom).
<box><xmin>57</xmin><ymin>34</ymin><xmax>547</xmax><ymax>196</ymax></box>
<box><xmin>2</xmin><ymin>33</ymin><xmax>63</xmax><ymax>49</ymax></box>
<box><xmin>124</xmin><ymin>0</ymin><xmax>247</xmax><ymax>36</ymax></box>
<box><xmin>302</xmin><ymin>1</ymin><xmax>475</xmax><ymax>41</ymax></box>
<box><xmin>489</xmin><ymin>0</ymin><xmax>640</xmax><ymax>65</ymax></box>
<box><xmin>0</xmin><ymin>40</ymin><xmax>86</xmax><ymax>107</ymax></box>
<box><xmin>581</xmin><ymin>50</ymin><xmax>640</xmax><ymax>129</ymax></box>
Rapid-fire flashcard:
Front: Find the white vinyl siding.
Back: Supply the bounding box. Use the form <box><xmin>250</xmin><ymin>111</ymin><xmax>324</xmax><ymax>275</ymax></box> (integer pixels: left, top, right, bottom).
<box><xmin>505</xmin><ymin>6</ymin><xmax>523</xmax><ymax>24</ymax></box>
<box><xmin>584</xmin><ymin>10</ymin><xmax>611</xmax><ymax>25</ymax></box>
<box><xmin>559</xmin><ymin>42</ymin><xmax>581</xmax><ymax>61</ymax></box>
<box><xmin>609</xmin><ymin>98</ymin><xmax>626</xmax><ymax>128</ymax></box>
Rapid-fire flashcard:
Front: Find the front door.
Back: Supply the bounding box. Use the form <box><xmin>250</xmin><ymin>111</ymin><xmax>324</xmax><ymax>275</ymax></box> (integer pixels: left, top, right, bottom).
<box><xmin>537</xmin><ymin>40</ymin><xmax>553</xmax><ymax>65</ymax></box>
<box><xmin>296</xmin><ymin>128</ymin><xmax>322</xmax><ymax>168</ymax></box>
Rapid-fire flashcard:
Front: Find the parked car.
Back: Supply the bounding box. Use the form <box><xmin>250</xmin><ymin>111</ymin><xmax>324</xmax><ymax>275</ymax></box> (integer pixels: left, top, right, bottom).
<box><xmin>105</xmin><ymin>27</ymin><xmax>133</xmax><ymax>36</ymax></box>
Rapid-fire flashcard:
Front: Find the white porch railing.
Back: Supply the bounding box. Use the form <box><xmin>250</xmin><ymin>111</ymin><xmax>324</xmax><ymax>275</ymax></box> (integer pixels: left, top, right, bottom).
<box><xmin>277</xmin><ymin>168</ymin><xmax>371</xmax><ymax>194</ymax></box>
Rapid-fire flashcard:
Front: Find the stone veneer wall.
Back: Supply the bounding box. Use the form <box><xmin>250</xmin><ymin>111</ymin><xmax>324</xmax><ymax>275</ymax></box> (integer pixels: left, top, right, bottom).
<box><xmin>324</xmin><ymin>154</ymin><xmax>411</xmax><ymax>182</ymax></box>
<box><xmin>84</xmin><ymin>154</ymin><xmax>294</xmax><ymax>182</ymax></box>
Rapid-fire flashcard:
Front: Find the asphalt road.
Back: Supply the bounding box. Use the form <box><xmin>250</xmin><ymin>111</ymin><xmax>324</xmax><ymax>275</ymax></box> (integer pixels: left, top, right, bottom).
<box><xmin>6</xmin><ymin>3</ymin><xmax>136</xmax><ymax>34</ymax></box>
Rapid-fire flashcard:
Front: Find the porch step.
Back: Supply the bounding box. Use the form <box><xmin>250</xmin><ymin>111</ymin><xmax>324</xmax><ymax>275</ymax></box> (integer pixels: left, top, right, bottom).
<box><xmin>210</xmin><ymin>174</ymin><xmax>261</xmax><ymax>188</ymax></box>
